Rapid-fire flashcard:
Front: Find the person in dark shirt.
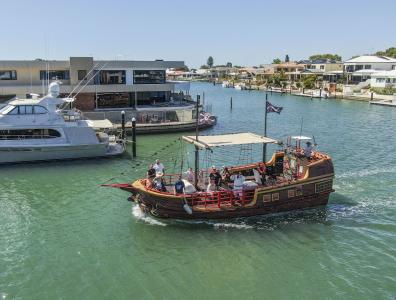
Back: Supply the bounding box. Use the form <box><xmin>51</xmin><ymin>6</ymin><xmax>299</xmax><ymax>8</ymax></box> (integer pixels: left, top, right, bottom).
<box><xmin>147</xmin><ymin>164</ymin><xmax>156</xmax><ymax>179</ymax></box>
<box><xmin>221</xmin><ymin>166</ymin><xmax>232</xmax><ymax>184</ymax></box>
<box><xmin>174</xmin><ymin>176</ymin><xmax>185</xmax><ymax>195</ymax></box>
<box><xmin>209</xmin><ymin>166</ymin><xmax>222</xmax><ymax>187</ymax></box>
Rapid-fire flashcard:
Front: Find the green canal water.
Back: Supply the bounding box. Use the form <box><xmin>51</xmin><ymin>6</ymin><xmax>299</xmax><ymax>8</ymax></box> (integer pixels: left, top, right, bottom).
<box><xmin>1</xmin><ymin>83</ymin><xmax>395</xmax><ymax>299</ymax></box>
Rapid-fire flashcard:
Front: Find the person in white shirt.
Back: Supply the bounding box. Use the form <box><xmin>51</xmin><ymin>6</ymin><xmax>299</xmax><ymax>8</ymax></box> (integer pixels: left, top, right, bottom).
<box><xmin>153</xmin><ymin>159</ymin><xmax>165</xmax><ymax>175</ymax></box>
<box><xmin>230</xmin><ymin>171</ymin><xmax>245</xmax><ymax>198</ymax></box>
<box><xmin>206</xmin><ymin>179</ymin><xmax>217</xmax><ymax>192</ymax></box>
<box><xmin>184</xmin><ymin>167</ymin><xmax>195</xmax><ymax>183</ymax></box>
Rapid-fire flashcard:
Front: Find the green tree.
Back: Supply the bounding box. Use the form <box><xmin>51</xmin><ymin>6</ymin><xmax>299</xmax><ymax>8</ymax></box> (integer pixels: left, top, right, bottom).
<box><xmin>226</xmin><ymin>62</ymin><xmax>232</xmax><ymax>67</ymax></box>
<box><xmin>272</xmin><ymin>58</ymin><xmax>281</xmax><ymax>64</ymax></box>
<box><xmin>200</xmin><ymin>65</ymin><xmax>209</xmax><ymax>69</ymax></box>
<box><xmin>302</xmin><ymin>74</ymin><xmax>317</xmax><ymax>89</ymax></box>
<box><xmin>375</xmin><ymin>47</ymin><xmax>396</xmax><ymax>58</ymax></box>
<box><xmin>309</xmin><ymin>54</ymin><xmax>342</xmax><ymax>61</ymax></box>
<box><xmin>285</xmin><ymin>54</ymin><xmax>290</xmax><ymax>62</ymax></box>
<box><xmin>207</xmin><ymin>56</ymin><xmax>214</xmax><ymax>68</ymax></box>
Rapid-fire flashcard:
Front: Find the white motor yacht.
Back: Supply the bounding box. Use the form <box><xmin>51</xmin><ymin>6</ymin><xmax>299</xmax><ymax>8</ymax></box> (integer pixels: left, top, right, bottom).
<box><xmin>0</xmin><ymin>82</ymin><xmax>124</xmax><ymax>164</ymax></box>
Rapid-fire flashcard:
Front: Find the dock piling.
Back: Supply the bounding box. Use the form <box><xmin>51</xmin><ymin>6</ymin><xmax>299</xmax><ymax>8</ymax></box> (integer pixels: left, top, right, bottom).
<box><xmin>121</xmin><ymin>111</ymin><xmax>125</xmax><ymax>140</ymax></box>
<box><xmin>371</xmin><ymin>92</ymin><xmax>374</xmax><ymax>101</ymax></box>
<box><xmin>132</xmin><ymin>117</ymin><xmax>136</xmax><ymax>158</ymax></box>
<box><xmin>230</xmin><ymin>97</ymin><xmax>233</xmax><ymax>109</ymax></box>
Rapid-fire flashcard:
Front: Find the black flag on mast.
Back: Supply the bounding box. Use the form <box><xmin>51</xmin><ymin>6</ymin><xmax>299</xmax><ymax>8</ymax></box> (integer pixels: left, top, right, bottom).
<box><xmin>266</xmin><ymin>101</ymin><xmax>283</xmax><ymax>114</ymax></box>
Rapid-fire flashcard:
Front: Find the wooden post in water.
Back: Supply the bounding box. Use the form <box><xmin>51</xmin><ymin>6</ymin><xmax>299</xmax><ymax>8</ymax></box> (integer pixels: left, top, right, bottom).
<box><xmin>230</xmin><ymin>97</ymin><xmax>233</xmax><ymax>109</ymax></box>
<box><xmin>194</xmin><ymin>95</ymin><xmax>200</xmax><ymax>188</ymax></box>
<box><xmin>371</xmin><ymin>92</ymin><xmax>374</xmax><ymax>101</ymax></box>
<box><xmin>319</xmin><ymin>88</ymin><xmax>322</xmax><ymax>98</ymax></box>
<box><xmin>132</xmin><ymin>117</ymin><xmax>136</xmax><ymax>158</ymax></box>
<box><xmin>121</xmin><ymin>111</ymin><xmax>125</xmax><ymax>140</ymax></box>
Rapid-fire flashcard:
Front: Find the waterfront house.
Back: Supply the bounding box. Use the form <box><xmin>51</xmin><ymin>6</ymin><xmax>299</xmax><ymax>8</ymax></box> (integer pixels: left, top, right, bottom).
<box><xmin>343</xmin><ymin>55</ymin><xmax>396</xmax><ymax>84</ymax></box>
<box><xmin>370</xmin><ymin>70</ymin><xmax>396</xmax><ymax>88</ymax></box>
<box><xmin>0</xmin><ymin>57</ymin><xmax>196</xmax><ymax>123</ymax></box>
<box><xmin>0</xmin><ymin>57</ymin><xmax>184</xmax><ymax>108</ymax></box>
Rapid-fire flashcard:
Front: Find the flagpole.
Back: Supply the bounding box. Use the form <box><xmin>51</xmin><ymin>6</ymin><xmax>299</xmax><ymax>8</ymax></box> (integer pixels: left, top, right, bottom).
<box><xmin>263</xmin><ymin>97</ymin><xmax>268</xmax><ymax>163</ymax></box>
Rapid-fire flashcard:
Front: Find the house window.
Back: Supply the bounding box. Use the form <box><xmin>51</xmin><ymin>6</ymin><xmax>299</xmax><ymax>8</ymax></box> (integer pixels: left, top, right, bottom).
<box><xmin>263</xmin><ymin>194</ymin><xmax>271</xmax><ymax>202</ymax></box>
<box><xmin>78</xmin><ymin>70</ymin><xmax>87</xmax><ymax>80</ymax></box>
<box><xmin>320</xmin><ymin>65</ymin><xmax>325</xmax><ymax>70</ymax></box>
<box><xmin>98</xmin><ymin>70</ymin><xmax>126</xmax><ymax>84</ymax></box>
<box><xmin>0</xmin><ymin>70</ymin><xmax>17</xmax><ymax>80</ymax></box>
<box><xmin>133</xmin><ymin>70</ymin><xmax>166</xmax><ymax>84</ymax></box>
<box><xmin>288</xmin><ymin>190</ymin><xmax>295</xmax><ymax>198</ymax></box>
<box><xmin>272</xmin><ymin>193</ymin><xmax>279</xmax><ymax>201</ymax></box>
<box><xmin>40</xmin><ymin>70</ymin><xmax>70</xmax><ymax>80</ymax></box>
<box><xmin>355</xmin><ymin>65</ymin><xmax>363</xmax><ymax>71</ymax></box>
<box><xmin>315</xmin><ymin>180</ymin><xmax>333</xmax><ymax>193</ymax></box>
<box><xmin>376</xmin><ymin>78</ymin><xmax>385</xmax><ymax>83</ymax></box>
<box><xmin>364</xmin><ymin>65</ymin><xmax>371</xmax><ymax>69</ymax></box>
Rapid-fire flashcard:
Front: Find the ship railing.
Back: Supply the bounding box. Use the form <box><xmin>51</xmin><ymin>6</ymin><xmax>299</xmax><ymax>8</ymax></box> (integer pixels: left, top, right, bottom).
<box><xmin>186</xmin><ymin>188</ymin><xmax>256</xmax><ymax>208</ymax></box>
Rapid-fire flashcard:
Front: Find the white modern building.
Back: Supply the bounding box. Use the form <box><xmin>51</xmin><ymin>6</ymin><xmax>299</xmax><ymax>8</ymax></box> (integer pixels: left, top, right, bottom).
<box><xmin>0</xmin><ymin>57</ymin><xmax>185</xmax><ymax>110</ymax></box>
<box><xmin>370</xmin><ymin>70</ymin><xmax>396</xmax><ymax>88</ymax></box>
<box><xmin>344</xmin><ymin>55</ymin><xmax>396</xmax><ymax>84</ymax></box>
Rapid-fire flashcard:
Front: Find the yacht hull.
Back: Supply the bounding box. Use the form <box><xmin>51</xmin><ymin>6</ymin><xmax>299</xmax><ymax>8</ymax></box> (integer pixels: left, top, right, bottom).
<box><xmin>0</xmin><ymin>143</ymin><xmax>120</xmax><ymax>163</ymax></box>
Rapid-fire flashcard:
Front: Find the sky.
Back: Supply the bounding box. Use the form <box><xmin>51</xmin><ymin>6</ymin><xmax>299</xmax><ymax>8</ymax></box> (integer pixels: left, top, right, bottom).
<box><xmin>0</xmin><ymin>0</ymin><xmax>395</xmax><ymax>68</ymax></box>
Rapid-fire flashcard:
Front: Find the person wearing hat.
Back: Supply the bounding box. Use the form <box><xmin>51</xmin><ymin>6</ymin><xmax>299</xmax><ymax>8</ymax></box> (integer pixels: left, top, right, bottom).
<box><xmin>209</xmin><ymin>165</ymin><xmax>222</xmax><ymax>188</ymax></box>
<box><xmin>174</xmin><ymin>175</ymin><xmax>185</xmax><ymax>195</ymax></box>
<box><xmin>304</xmin><ymin>141</ymin><xmax>314</xmax><ymax>159</ymax></box>
<box><xmin>153</xmin><ymin>172</ymin><xmax>166</xmax><ymax>192</ymax></box>
<box><xmin>153</xmin><ymin>159</ymin><xmax>165</xmax><ymax>175</ymax></box>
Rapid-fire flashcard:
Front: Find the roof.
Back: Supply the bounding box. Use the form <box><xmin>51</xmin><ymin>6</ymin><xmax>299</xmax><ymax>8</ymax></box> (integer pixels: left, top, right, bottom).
<box><xmin>371</xmin><ymin>69</ymin><xmax>396</xmax><ymax>78</ymax></box>
<box><xmin>182</xmin><ymin>133</ymin><xmax>278</xmax><ymax>149</ymax></box>
<box><xmin>292</xmin><ymin>136</ymin><xmax>312</xmax><ymax>141</ymax></box>
<box><xmin>352</xmin><ymin>69</ymin><xmax>381</xmax><ymax>76</ymax></box>
<box><xmin>345</xmin><ymin>55</ymin><xmax>396</xmax><ymax>64</ymax></box>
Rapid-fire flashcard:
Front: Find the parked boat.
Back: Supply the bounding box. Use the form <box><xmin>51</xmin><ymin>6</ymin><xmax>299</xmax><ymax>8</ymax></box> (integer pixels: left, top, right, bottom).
<box><xmin>0</xmin><ymin>82</ymin><xmax>124</xmax><ymax>164</ymax></box>
<box><xmin>104</xmin><ymin>133</ymin><xmax>334</xmax><ymax>219</ymax></box>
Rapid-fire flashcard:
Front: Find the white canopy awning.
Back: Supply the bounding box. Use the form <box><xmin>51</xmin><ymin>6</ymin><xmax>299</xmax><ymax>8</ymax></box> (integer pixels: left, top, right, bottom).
<box><xmin>182</xmin><ymin>132</ymin><xmax>278</xmax><ymax>149</ymax></box>
<box><xmin>291</xmin><ymin>135</ymin><xmax>312</xmax><ymax>141</ymax></box>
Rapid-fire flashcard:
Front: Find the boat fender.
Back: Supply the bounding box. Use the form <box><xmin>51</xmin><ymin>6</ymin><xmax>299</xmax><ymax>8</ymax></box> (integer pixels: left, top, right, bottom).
<box><xmin>183</xmin><ymin>203</ymin><xmax>193</xmax><ymax>215</ymax></box>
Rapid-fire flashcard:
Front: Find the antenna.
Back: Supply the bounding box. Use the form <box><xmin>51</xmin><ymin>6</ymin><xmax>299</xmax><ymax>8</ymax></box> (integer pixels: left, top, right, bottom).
<box><xmin>299</xmin><ymin>116</ymin><xmax>304</xmax><ymax>138</ymax></box>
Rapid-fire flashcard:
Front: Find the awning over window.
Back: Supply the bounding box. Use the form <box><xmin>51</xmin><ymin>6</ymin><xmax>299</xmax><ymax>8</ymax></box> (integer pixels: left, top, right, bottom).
<box><xmin>182</xmin><ymin>132</ymin><xmax>278</xmax><ymax>149</ymax></box>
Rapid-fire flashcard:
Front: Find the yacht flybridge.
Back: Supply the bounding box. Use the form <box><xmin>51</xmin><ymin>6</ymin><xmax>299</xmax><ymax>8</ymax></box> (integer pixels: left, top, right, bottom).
<box><xmin>0</xmin><ymin>82</ymin><xmax>125</xmax><ymax>164</ymax></box>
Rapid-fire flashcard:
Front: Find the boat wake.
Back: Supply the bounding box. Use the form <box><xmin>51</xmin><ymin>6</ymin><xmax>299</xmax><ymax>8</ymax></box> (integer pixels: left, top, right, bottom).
<box><xmin>131</xmin><ymin>205</ymin><xmax>167</xmax><ymax>226</ymax></box>
<box><xmin>337</xmin><ymin>165</ymin><xmax>396</xmax><ymax>179</ymax></box>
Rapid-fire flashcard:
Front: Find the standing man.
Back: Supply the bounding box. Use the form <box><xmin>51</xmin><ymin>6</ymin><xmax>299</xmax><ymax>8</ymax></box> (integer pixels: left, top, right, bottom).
<box><xmin>174</xmin><ymin>175</ymin><xmax>185</xmax><ymax>195</ymax></box>
<box><xmin>209</xmin><ymin>166</ymin><xmax>222</xmax><ymax>188</ymax></box>
<box><xmin>153</xmin><ymin>159</ymin><xmax>165</xmax><ymax>175</ymax></box>
<box><xmin>230</xmin><ymin>171</ymin><xmax>245</xmax><ymax>198</ymax></box>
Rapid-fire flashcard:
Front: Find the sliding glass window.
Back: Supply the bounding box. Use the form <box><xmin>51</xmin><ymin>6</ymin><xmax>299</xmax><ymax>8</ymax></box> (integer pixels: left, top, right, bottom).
<box><xmin>133</xmin><ymin>70</ymin><xmax>165</xmax><ymax>84</ymax></box>
<box><xmin>40</xmin><ymin>70</ymin><xmax>70</xmax><ymax>80</ymax></box>
<box><xmin>0</xmin><ymin>70</ymin><xmax>17</xmax><ymax>80</ymax></box>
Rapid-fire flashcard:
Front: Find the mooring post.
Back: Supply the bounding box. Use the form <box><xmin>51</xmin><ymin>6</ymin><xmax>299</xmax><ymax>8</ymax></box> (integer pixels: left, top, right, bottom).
<box><xmin>266</xmin><ymin>93</ymin><xmax>268</xmax><ymax>101</ymax></box>
<box><xmin>121</xmin><ymin>110</ymin><xmax>125</xmax><ymax>141</ymax></box>
<box><xmin>132</xmin><ymin>117</ymin><xmax>136</xmax><ymax>158</ymax></box>
<box><xmin>230</xmin><ymin>97</ymin><xmax>233</xmax><ymax>109</ymax></box>
<box><xmin>371</xmin><ymin>92</ymin><xmax>374</xmax><ymax>101</ymax></box>
<box><xmin>319</xmin><ymin>88</ymin><xmax>322</xmax><ymax>98</ymax></box>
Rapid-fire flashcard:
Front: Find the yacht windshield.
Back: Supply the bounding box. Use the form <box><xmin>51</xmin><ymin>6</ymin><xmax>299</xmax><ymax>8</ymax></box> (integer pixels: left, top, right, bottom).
<box><xmin>0</xmin><ymin>105</ymin><xmax>16</xmax><ymax>115</ymax></box>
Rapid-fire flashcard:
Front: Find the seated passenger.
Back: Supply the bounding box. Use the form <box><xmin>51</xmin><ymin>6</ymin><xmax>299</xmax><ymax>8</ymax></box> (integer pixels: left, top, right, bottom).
<box><xmin>206</xmin><ymin>179</ymin><xmax>217</xmax><ymax>192</ymax></box>
<box><xmin>174</xmin><ymin>176</ymin><xmax>185</xmax><ymax>195</ymax></box>
<box><xmin>153</xmin><ymin>173</ymin><xmax>167</xmax><ymax>192</ymax></box>
<box><xmin>146</xmin><ymin>164</ymin><xmax>156</xmax><ymax>179</ymax></box>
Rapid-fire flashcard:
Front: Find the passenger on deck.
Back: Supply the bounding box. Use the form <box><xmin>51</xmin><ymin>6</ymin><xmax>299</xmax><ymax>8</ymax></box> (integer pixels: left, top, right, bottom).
<box><xmin>153</xmin><ymin>172</ymin><xmax>167</xmax><ymax>192</ymax></box>
<box><xmin>184</xmin><ymin>167</ymin><xmax>195</xmax><ymax>183</ymax></box>
<box><xmin>257</xmin><ymin>163</ymin><xmax>266</xmax><ymax>185</ymax></box>
<box><xmin>304</xmin><ymin>141</ymin><xmax>314</xmax><ymax>159</ymax></box>
<box><xmin>206</xmin><ymin>179</ymin><xmax>217</xmax><ymax>192</ymax></box>
<box><xmin>147</xmin><ymin>164</ymin><xmax>156</xmax><ymax>179</ymax></box>
<box><xmin>174</xmin><ymin>176</ymin><xmax>185</xmax><ymax>195</ymax></box>
<box><xmin>221</xmin><ymin>166</ymin><xmax>232</xmax><ymax>184</ymax></box>
<box><xmin>153</xmin><ymin>159</ymin><xmax>165</xmax><ymax>175</ymax></box>
<box><xmin>209</xmin><ymin>166</ymin><xmax>222</xmax><ymax>188</ymax></box>
<box><xmin>230</xmin><ymin>171</ymin><xmax>245</xmax><ymax>197</ymax></box>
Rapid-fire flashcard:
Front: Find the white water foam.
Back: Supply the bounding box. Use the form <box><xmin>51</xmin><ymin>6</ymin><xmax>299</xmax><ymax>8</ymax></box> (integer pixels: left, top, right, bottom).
<box><xmin>131</xmin><ymin>205</ymin><xmax>167</xmax><ymax>226</ymax></box>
